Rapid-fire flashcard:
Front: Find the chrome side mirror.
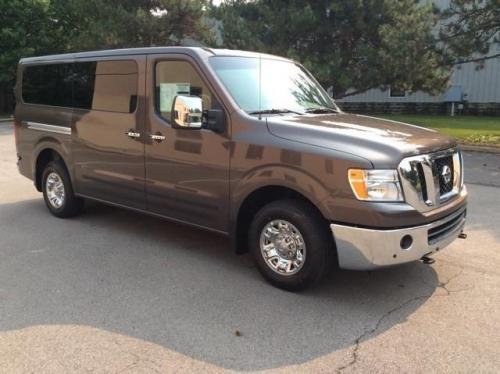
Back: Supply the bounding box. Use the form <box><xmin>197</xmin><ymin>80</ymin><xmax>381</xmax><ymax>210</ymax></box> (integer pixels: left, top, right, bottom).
<box><xmin>171</xmin><ymin>95</ymin><xmax>203</xmax><ymax>129</ymax></box>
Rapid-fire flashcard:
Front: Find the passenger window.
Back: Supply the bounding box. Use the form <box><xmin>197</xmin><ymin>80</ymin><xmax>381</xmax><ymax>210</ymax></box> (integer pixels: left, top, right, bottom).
<box><xmin>92</xmin><ymin>60</ymin><xmax>138</xmax><ymax>113</ymax></box>
<box><xmin>22</xmin><ymin>63</ymin><xmax>73</xmax><ymax>107</ymax></box>
<box><xmin>155</xmin><ymin>60</ymin><xmax>213</xmax><ymax>122</ymax></box>
<box><xmin>71</xmin><ymin>62</ymin><xmax>97</xmax><ymax>110</ymax></box>
<box><xmin>22</xmin><ymin>60</ymin><xmax>138</xmax><ymax>113</ymax></box>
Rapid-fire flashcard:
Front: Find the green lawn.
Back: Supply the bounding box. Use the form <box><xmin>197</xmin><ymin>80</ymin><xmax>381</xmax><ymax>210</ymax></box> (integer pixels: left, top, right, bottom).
<box><xmin>375</xmin><ymin>115</ymin><xmax>500</xmax><ymax>146</ymax></box>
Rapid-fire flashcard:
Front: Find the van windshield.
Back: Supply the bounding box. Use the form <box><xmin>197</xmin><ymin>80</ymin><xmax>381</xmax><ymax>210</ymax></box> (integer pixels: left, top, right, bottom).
<box><xmin>209</xmin><ymin>56</ymin><xmax>339</xmax><ymax>115</ymax></box>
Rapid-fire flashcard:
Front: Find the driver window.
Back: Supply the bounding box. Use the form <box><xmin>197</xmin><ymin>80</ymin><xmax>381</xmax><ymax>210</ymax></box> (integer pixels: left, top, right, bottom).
<box><xmin>155</xmin><ymin>60</ymin><xmax>212</xmax><ymax>122</ymax></box>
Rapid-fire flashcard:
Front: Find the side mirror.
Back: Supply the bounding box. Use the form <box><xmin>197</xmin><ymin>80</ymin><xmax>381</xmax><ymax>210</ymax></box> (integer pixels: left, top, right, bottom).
<box><xmin>171</xmin><ymin>95</ymin><xmax>203</xmax><ymax>129</ymax></box>
<box><xmin>202</xmin><ymin>109</ymin><xmax>226</xmax><ymax>134</ymax></box>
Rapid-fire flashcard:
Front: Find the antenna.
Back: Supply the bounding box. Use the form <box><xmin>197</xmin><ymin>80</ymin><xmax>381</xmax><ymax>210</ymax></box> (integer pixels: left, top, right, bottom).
<box><xmin>258</xmin><ymin>53</ymin><xmax>262</xmax><ymax>121</ymax></box>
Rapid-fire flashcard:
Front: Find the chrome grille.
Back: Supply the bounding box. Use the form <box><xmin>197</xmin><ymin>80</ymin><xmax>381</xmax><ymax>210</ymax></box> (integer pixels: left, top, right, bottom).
<box><xmin>434</xmin><ymin>155</ymin><xmax>454</xmax><ymax>195</ymax></box>
<box><xmin>398</xmin><ymin>148</ymin><xmax>463</xmax><ymax>213</ymax></box>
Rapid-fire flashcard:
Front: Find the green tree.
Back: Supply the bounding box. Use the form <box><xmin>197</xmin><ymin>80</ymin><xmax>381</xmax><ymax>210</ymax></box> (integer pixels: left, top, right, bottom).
<box><xmin>209</xmin><ymin>0</ymin><xmax>266</xmax><ymax>51</ymax></box>
<box><xmin>211</xmin><ymin>0</ymin><xmax>496</xmax><ymax>98</ymax></box>
<box><xmin>50</xmin><ymin>0</ymin><xmax>214</xmax><ymax>51</ymax></box>
<box><xmin>438</xmin><ymin>0</ymin><xmax>500</xmax><ymax>63</ymax></box>
<box><xmin>0</xmin><ymin>0</ymin><xmax>55</xmax><ymax>112</ymax></box>
<box><xmin>0</xmin><ymin>0</ymin><xmax>214</xmax><ymax>112</ymax></box>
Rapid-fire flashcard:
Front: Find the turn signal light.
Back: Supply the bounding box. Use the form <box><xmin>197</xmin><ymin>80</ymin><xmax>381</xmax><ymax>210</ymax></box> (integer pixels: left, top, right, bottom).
<box><xmin>348</xmin><ymin>169</ymin><xmax>404</xmax><ymax>202</ymax></box>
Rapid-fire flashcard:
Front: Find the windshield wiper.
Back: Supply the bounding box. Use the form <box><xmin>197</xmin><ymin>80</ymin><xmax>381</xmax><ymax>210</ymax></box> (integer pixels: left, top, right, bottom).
<box><xmin>304</xmin><ymin>107</ymin><xmax>339</xmax><ymax>114</ymax></box>
<box><xmin>248</xmin><ymin>108</ymin><xmax>303</xmax><ymax>115</ymax></box>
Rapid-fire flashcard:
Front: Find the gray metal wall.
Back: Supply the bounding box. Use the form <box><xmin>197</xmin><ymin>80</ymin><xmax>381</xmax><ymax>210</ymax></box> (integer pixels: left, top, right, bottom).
<box><xmin>337</xmin><ymin>56</ymin><xmax>500</xmax><ymax>104</ymax></box>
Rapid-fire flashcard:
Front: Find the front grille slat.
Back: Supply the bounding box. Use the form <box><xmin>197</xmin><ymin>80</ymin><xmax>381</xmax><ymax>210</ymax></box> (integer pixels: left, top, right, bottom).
<box><xmin>416</xmin><ymin>163</ymin><xmax>428</xmax><ymax>202</ymax></box>
<box><xmin>428</xmin><ymin>209</ymin><xmax>466</xmax><ymax>244</ymax></box>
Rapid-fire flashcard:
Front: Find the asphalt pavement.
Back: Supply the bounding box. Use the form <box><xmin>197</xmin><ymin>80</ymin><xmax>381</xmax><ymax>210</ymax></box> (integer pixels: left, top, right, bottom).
<box><xmin>0</xmin><ymin>122</ymin><xmax>499</xmax><ymax>373</ymax></box>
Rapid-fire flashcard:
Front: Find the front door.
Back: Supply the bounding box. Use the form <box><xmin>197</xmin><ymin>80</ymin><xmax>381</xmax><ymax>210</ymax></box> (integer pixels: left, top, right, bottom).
<box><xmin>72</xmin><ymin>56</ymin><xmax>146</xmax><ymax>209</ymax></box>
<box><xmin>145</xmin><ymin>55</ymin><xmax>230</xmax><ymax>233</ymax></box>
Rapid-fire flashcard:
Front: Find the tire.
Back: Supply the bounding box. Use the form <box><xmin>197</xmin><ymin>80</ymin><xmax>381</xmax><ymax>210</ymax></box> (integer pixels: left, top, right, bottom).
<box><xmin>41</xmin><ymin>160</ymin><xmax>84</xmax><ymax>218</ymax></box>
<box><xmin>248</xmin><ymin>199</ymin><xmax>333</xmax><ymax>291</ymax></box>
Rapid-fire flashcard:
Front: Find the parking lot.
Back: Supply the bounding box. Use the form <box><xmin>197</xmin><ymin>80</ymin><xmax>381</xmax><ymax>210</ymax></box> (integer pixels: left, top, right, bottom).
<box><xmin>1</xmin><ymin>122</ymin><xmax>499</xmax><ymax>373</ymax></box>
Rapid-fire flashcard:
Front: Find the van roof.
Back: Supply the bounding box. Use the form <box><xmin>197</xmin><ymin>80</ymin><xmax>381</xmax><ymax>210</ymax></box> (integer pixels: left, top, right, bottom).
<box><xmin>19</xmin><ymin>47</ymin><xmax>290</xmax><ymax>64</ymax></box>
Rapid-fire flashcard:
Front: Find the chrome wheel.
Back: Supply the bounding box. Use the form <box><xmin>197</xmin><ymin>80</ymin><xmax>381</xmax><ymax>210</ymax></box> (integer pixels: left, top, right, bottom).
<box><xmin>45</xmin><ymin>172</ymin><xmax>65</xmax><ymax>209</ymax></box>
<box><xmin>259</xmin><ymin>219</ymin><xmax>306</xmax><ymax>276</ymax></box>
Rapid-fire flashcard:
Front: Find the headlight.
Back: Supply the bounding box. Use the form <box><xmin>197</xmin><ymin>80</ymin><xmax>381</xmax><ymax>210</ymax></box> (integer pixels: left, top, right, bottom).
<box><xmin>348</xmin><ymin>169</ymin><xmax>404</xmax><ymax>202</ymax></box>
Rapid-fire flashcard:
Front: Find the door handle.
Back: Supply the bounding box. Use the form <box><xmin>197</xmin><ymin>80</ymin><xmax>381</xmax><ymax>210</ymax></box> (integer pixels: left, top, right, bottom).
<box><xmin>150</xmin><ymin>133</ymin><xmax>166</xmax><ymax>142</ymax></box>
<box><xmin>125</xmin><ymin>130</ymin><xmax>141</xmax><ymax>139</ymax></box>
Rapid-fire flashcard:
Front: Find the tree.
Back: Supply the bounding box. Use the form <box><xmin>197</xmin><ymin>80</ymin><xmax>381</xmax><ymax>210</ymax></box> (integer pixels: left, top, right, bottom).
<box><xmin>438</xmin><ymin>0</ymin><xmax>500</xmax><ymax>63</ymax></box>
<box><xmin>0</xmin><ymin>0</ymin><xmax>214</xmax><ymax>113</ymax></box>
<box><xmin>0</xmin><ymin>0</ymin><xmax>55</xmax><ymax>112</ymax></box>
<box><xmin>49</xmin><ymin>0</ymin><xmax>214</xmax><ymax>51</ymax></box>
<box><xmin>209</xmin><ymin>0</ymin><xmax>266</xmax><ymax>51</ymax></box>
<box><xmin>211</xmin><ymin>0</ymin><xmax>497</xmax><ymax>98</ymax></box>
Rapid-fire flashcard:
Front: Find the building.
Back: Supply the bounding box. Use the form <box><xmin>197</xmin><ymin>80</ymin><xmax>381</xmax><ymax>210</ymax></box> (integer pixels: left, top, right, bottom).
<box><xmin>337</xmin><ymin>0</ymin><xmax>500</xmax><ymax>116</ymax></box>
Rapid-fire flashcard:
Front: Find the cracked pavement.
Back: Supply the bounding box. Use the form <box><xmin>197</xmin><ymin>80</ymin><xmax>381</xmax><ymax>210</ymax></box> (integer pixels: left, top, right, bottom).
<box><xmin>1</xmin><ymin>122</ymin><xmax>499</xmax><ymax>373</ymax></box>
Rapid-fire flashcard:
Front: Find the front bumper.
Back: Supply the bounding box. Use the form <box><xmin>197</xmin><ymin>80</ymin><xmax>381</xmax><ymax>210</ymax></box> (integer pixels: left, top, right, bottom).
<box><xmin>331</xmin><ymin>205</ymin><xmax>466</xmax><ymax>270</ymax></box>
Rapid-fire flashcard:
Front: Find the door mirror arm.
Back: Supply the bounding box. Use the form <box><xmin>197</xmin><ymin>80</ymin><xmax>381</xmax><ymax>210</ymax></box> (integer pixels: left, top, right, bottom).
<box><xmin>202</xmin><ymin>109</ymin><xmax>226</xmax><ymax>134</ymax></box>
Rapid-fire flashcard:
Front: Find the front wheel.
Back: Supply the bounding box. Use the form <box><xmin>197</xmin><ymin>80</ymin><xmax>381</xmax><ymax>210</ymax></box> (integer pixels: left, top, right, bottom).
<box><xmin>42</xmin><ymin>160</ymin><xmax>84</xmax><ymax>218</ymax></box>
<box><xmin>248</xmin><ymin>200</ymin><xmax>333</xmax><ymax>291</ymax></box>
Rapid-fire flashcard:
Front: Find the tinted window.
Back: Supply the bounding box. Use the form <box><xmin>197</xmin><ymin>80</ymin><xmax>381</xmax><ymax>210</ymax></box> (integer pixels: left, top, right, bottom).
<box><xmin>155</xmin><ymin>60</ymin><xmax>213</xmax><ymax>122</ymax></box>
<box><xmin>22</xmin><ymin>63</ymin><xmax>73</xmax><ymax>107</ymax></box>
<box><xmin>92</xmin><ymin>60</ymin><xmax>138</xmax><ymax>113</ymax></box>
<box><xmin>71</xmin><ymin>62</ymin><xmax>97</xmax><ymax>109</ymax></box>
<box><xmin>22</xmin><ymin>60</ymin><xmax>138</xmax><ymax>113</ymax></box>
<box><xmin>389</xmin><ymin>87</ymin><xmax>406</xmax><ymax>98</ymax></box>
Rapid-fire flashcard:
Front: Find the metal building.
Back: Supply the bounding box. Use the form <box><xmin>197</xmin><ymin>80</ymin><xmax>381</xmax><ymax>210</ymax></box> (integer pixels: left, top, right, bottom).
<box><xmin>337</xmin><ymin>0</ymin><xmax>500</xmax><ymax>115</ymax></box>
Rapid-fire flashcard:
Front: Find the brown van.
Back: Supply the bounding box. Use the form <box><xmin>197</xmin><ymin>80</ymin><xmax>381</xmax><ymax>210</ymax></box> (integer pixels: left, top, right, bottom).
<box><xmin>14</xmin><ymin>47</ymin><xmax>467</xmax><ymax>290</ymax></box>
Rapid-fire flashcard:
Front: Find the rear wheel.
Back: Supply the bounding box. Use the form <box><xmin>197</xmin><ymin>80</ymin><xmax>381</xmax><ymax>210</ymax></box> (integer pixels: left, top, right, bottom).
<box><xmin>42</xmin><ymin>161</ymin><xmax>84</xmax><ymax>218</ymax></box>
<box><xmin>248</xmin><ymin>199</ymin><xmax>333</xmax><ymax>291</ymax></box>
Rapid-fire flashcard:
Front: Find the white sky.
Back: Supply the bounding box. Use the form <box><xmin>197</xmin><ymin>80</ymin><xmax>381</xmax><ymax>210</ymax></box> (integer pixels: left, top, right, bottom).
<box><xmin>151</xmin><ymin>0</ymin><xmax>225</xmax><ymax>16</ymax></box>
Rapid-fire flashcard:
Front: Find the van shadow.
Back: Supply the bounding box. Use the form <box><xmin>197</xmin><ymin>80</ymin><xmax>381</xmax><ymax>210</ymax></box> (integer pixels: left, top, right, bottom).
<box><xmin>0</xmin><ymin>198</ymin><xmax>440</xmax><ymax>371</ymax></box>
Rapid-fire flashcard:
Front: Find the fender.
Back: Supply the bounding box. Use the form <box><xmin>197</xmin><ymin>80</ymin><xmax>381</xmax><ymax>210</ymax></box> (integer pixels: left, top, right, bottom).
<box><xmin>32</xmin><ymin>135</ymin><xmax>73</xmax><ymax>185</ymax></box>
<box><xmin>228</xmin><ymin>164</ymin><xmax>337</xmax><ymax>254</ymax></box>
<box><xmin>231</xmin><ymin>164</ymin><xmax>332</xmax><ymax>220</ymax></box>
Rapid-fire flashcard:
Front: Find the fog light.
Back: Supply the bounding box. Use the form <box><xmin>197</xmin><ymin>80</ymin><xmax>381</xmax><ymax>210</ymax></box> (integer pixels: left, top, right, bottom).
<box><xmin>400</xmin><ymin>235</ymin><xmax>413</xmax><ymax>250</ymax></box>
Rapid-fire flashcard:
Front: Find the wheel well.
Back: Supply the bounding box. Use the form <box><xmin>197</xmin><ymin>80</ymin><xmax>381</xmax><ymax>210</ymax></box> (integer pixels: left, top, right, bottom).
<box><xmin>234</xmin><ymin>186</ymin><xmax>327</xmax><ymax>254</ymax></box>
<box><xmin>35</xmin><ymin>149</ymin><xmax>64</xmax><ymax>192</ymax></box>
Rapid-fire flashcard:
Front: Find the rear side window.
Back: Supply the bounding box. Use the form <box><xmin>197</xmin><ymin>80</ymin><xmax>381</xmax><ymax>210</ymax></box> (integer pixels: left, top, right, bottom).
<box><xmin>92</xmin><ymin>60</ymin><xmax>138</xmax><ymax>113</ymax></box>
<box><xmin>22</xmin><ymin>63</ymin><xmax>73</xmax><ymax>108</ymax></box>
<box><xmin>22</xmin><ymin>60</ymin><xmax>138</xmax><ymax>113</ymax></box>
<box><xmin>71</xmin><ymin>62</ymin><xmax>97</xmax><ymax>109</ymax></box>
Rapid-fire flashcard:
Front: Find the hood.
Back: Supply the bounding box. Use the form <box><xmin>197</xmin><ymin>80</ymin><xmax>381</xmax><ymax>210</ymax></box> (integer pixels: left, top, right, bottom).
<box><xmin>267</xmin><ymin>113</ymin><xmax>457</xmax><ymax>168</ymax></box>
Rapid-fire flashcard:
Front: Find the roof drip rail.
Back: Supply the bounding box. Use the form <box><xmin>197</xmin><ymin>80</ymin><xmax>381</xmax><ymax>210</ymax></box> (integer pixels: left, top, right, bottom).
<box><xmin>201</xmin><ymin>47</ymin><xmax>216</xmax><ymax>55</ymax></box>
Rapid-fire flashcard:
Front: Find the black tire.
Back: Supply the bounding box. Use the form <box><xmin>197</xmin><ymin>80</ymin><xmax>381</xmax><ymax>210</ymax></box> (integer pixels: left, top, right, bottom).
<box><xmin>248</xmin><ymin>199</ymin><xmax>333</xmax><ymax>291</ymax></box>
<box><xmin>41</xmin><ymin>160</ymin><xmax>84</xmax><ymax>218</ymax></box>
